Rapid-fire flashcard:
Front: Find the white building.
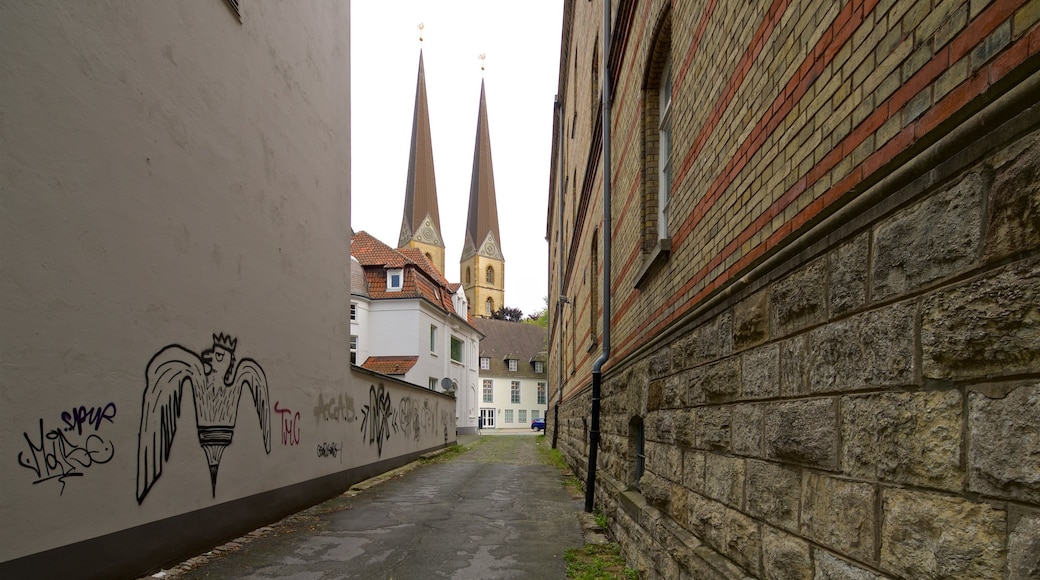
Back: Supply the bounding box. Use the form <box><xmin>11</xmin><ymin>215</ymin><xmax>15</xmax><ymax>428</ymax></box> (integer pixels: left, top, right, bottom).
<box><xmin>473</xmin><ymin>319</ymin><xmax>548</xmax><ymax>430</ymax></box>
<box><xmin>352</xmin><ymin>232</ymin><xmax>483</xmax><ymax>434</ymax></box>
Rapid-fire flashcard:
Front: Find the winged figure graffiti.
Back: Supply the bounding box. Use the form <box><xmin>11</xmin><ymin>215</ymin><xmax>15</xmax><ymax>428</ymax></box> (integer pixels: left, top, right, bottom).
<box><xmin>136</xmin><ymin>333</ymin><xmax>271</xmax><ymax>503</ymax></box>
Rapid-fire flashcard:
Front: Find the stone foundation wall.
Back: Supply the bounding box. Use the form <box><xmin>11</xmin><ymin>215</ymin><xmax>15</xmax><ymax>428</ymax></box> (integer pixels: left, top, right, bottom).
<box><xmin>551</xmin><ymin>123</ymin><xmax>1040</xmax><ymax>578</ymax></box>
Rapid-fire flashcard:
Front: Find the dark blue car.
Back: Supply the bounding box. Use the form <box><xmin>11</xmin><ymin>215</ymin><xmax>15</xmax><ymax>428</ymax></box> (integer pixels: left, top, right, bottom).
<box><xmin>531</xmin><ymin>417</ymin><xmax>546</xmax><ymax>431</ymax></box>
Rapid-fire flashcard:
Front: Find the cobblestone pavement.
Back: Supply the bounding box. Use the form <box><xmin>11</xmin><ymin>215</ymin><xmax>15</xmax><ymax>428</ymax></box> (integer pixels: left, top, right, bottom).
<box><xmin>149</xmin><ymin>435</ymin><xmax>583</xmax><ymax>579</ymax></box>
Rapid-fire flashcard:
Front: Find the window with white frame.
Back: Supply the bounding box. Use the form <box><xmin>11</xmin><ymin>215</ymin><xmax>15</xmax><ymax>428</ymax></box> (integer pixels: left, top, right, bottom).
<box><xmin>532</xmin><ymin>410</ymin><xmax>541</xmax><ymax>420</ymax></box>
<box><xmin>450</xmin><ymin>336</ymin><xmax>463</xmax><ymax>363</ymax></box>
<box><xmin>480</xmin><ymin>356</ymin><xmax>490</xmax><ymax>370</ymax></box>
<box><xmin>519</xmin><ymin>409</ymin><xmax>527</xmax><ymax>423</ymax></box>
<box><xmin>510</xmin><ymin>381</ymin><xmax>521</xmax><ymax>404</ymax></box>
<box><xmin>350</xmin><ymin>335</ymin><xmax>358</xmax><ymax>364</ymax></box>
<box><xmin>483</xmin><ymin>379</ymin><xmax>493</xmax><ymax>403</ymax></box>
<box><xmin>537</xmin><ymin>382</ymin><xmax>546</xmax><ymax>405</ymax></box>
<box><xmin>534</xmin><ymin>361</ymin><xmax>544</xmax><ymax>373</ymax></box>
<box><xmin>508</xmin><ymin>359</ymin><xmax>518</xmax><ymax>372</ymax></box>
<box><xmin>387</xmin><ymin>268</ymin><xmax>403</xmax><ymax>291</ymax></box>
<box><xmin>504</xmin><ymin>409</ymin><xmax>514</xmax><ymax>423</ymax></box>
<box><xmin>658</xmin><ymin>54</ymin><xmax>673</xmax><ymax>241</ymax></box>
<box><xmin>429</xmin><ymin>377</ymin><xmax>438</xmax><ymax>390</ymax></box>
<box><xmin>430</xmin><ymin>325</ymin><xmax>437</xmax><ymax>353</ymax></box>
<box><xmin>350</xmin><ymin>302</ymin><xmax>357</xmax><ymax>321</ymax></box>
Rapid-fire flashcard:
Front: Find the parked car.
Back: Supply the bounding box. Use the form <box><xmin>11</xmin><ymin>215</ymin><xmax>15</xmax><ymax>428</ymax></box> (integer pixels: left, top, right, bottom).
<box><xmin>531</xmin><ymin>417</ymin><xmax>546</xmax><ymax>431</ymax></box>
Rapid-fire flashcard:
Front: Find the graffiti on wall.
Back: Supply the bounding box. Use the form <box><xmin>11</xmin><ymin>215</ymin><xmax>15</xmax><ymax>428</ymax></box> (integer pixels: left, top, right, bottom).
<box><xmin>136</xmin><ymin>333</ymin><xmax>271</xmax><ymax>503</ymax></box>
<box><xmin>359</xmin><ymin>383</ymin><xmax>451</xmax><ymax>456</ymax></box>
<box><xmin>360</xmin><ymin>383</ymin><xmax>393</xmax><ymax>456</ymax></box>
<box><xmin>316</xmin><ymin>442</ymin><xmax>341</xmax><ymax>458</ymax></box>
<box><xmin>274</xmin><ymin>401</ymin><xmax>301</xmax><ymax>446</ymax></box>
<box><xmin>17</xmin><ymin>404</ymin><xmax>117</xmax><ymax>494</ymax></box>
<box><xmin>313</xmin><ymin>391</ymin><xmax>356</xmax><ymax>423</ymax></box>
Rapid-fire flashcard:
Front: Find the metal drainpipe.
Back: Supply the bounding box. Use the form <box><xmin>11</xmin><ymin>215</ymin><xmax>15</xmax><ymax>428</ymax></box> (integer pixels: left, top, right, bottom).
<box><xmin>585</xmin><ymin>0</ymin><xmax>611</xmax><ymax>513</ymax></box>
<box><xmin>553</xmin><ymin>95</ymin><xmax>565</xmax><ymax>450</ymax></box>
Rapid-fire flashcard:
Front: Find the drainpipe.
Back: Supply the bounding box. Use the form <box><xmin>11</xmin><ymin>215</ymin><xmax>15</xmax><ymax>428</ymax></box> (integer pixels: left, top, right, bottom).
<box><xmin>585</xmin><ymin>0</ymin><xmax>611</xmax><ymax>513</ymax></box>
<box><xmin>553</xmin><ymin>95</ymin><xmax>565</xmax><ymax>450</ymax></box>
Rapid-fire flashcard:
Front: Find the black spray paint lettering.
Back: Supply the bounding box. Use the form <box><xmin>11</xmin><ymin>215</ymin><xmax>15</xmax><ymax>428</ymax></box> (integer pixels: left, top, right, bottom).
<box><xmin>18</xmin><ymin>418</ymin><xmax>115</xmax><ymax>495</ymax></box>
<box><xmin>316</xmin><ymin>442</ymin><xmax>340</xmax><ymax>458</ymax></box>
<box><xmin>360</xmin><ymin>383</ymin><xmax>393</xmax><ymax>456</ymax></box>
<box><xmin>61</xmin><ymin>402</ymin><xmax>117</xmax><ymax>435</ymax></box>
<box><xmin>274</xmin><ymin>401</ymin><xmax>301</xmax><ymax>446</ymax></box>
<box><xmin>313</xmin><ymin>392</ymin><xmax>356</xmax><ymax>423</ymax></box>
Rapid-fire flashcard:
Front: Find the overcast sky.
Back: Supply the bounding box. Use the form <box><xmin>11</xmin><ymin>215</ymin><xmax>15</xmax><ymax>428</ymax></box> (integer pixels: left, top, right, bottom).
<box><xmin>350</xmin><ymin>2</ymin><xmax>564</xmax><ymax>317</ymax></box>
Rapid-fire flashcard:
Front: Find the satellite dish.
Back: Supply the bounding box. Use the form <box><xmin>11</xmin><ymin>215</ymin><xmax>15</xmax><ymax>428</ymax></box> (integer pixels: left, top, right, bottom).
<box><xmin>441</xmin><ymin>377</ymin><xmax>453</xmax><ymax>390</ymax></box>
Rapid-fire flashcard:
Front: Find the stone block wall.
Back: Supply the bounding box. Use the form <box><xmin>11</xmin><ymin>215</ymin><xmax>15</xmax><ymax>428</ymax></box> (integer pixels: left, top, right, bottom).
<box><xmin>555</xmin><ymin>127</ymin><xmax>1040</xmax><ymax>578</ymax></box>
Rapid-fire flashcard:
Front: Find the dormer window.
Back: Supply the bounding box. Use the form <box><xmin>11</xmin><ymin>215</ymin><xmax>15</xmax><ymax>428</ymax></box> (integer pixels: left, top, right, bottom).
<box><xmin>480</xmin><ymin>357</ymin><xmax>490</xmax><ymax>370</ymax></box>
<box><xmin>533</xmin><ymin>361</ymin><xmax>544</xmax><ymax>374</ymax></box>
<box><xmin>387</xmin><ymin>268</ymin><xmax>403</xmax><ymax>291</ymax></box>
<box><xmin>508</xmin><ymin>359</ymin><xmax>518</xmax><ymax>372</ymax></box>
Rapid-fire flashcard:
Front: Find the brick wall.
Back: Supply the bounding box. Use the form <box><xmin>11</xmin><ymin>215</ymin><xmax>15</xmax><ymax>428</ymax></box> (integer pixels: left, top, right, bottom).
<box><xmin>547</xmin><ymin>0</ymin><xmax>1040</xmax><ymax>577</ymax></box>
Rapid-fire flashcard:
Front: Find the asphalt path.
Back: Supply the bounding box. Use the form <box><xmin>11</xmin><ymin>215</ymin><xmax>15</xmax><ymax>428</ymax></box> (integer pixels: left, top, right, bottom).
<box><xmin>166</xmin><ymin>434</ymin><xmax>584</xmax><ymax>579</ymax></box>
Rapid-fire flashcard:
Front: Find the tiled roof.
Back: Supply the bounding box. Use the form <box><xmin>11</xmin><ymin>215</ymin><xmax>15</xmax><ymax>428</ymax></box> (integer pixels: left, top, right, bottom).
<box><xmin>474</xmin><ymin>318</ymin><xmax>548</xmax><ymax>379</ymax></box>
<box><xmin>360</xmin><ymin>356</ymin><xmax>419</xmax><ymax>375</ymax></box>
<box><xmin>351</xmin><ymin>231</ymin><xmax>477</xmax><ymax>327</ymax></box>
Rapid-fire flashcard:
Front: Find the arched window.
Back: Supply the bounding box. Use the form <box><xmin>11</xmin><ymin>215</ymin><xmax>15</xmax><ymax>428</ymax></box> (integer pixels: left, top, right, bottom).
<box><xmin>485</xmin><ymin>297</ymin><xmax>493</xmax><ymax>315</ymax></box>
<box><xmin>486</xmin><ymin>266</ymin><xmax>495</xmax><ymax>284</ymax></box>
<box><xmin>642</xmin><ymin>10</ymin><xmax>673</xmax><ymax>252</ymax></box>
<box><xmin>465</xmin><ymin>267</ymin><xmax>471</xmax><ymax>285</ymax></box>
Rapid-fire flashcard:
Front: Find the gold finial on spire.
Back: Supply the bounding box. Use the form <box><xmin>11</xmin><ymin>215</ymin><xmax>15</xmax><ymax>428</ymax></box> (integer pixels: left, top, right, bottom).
<box><xmin>479</xmin><ymin>53</ymin><xmax>486</xmax><ymax>72</ymax></box>
<box><xmin>418</xmin><ymin>22</ymin><xmax>424</xmax><ymax>43</ymax></box>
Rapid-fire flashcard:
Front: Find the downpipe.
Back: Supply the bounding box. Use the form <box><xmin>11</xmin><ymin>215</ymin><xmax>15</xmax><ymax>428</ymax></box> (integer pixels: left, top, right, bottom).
<box><xmin>585</xmin><ymin>0</ymin><xmax>612</xmax><ymax>514</ymax></box>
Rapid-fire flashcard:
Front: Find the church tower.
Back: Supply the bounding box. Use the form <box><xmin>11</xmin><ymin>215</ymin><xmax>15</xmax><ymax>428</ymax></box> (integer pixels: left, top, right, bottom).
<box><xmin>460</xmin><ymin>79</ymin><xmax>504</xmax><ymax>318</ymax></box>
<box><xmin>398</xmin><ymin>49</ymin><xmax>446</xmax><ymax>274</ymax></box>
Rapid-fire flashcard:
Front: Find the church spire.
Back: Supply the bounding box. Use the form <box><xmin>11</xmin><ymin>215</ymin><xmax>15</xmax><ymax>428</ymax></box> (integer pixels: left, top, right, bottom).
<box><xmin>398</xmin><ymin>48</ymin><xmax>445</xmax><ymax>274</ymax></box>
<box><xmin>460</xmin><ymin>77</ymin><xmax>505</xmax><ymax>317</ymax></box>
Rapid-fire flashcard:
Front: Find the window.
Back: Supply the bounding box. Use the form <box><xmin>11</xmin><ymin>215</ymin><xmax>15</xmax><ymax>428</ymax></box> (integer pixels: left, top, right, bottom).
<box><xmin>486</xmin><ymin>266</ymin><xmax>495</xmax><ymax>284</ymax></box>
<box><xmin>429</xmin><ymin>377</ymin><xmax>438</xmax><ymax>390</ymax></box>
<box><xmin>519</xmin><ymin>409</ymin><xmax>527</xmax><ymax>423</ymax></box>
<box><xmin>641</xmin><ymin>11</ymin><xmax>673</xmax><ymax>256</ymax></box>
<box><xmin>387</xmin><ymin>268</ymin><xmax>403</xmax><ymax>291</ymax></box>
<box><xmin>537</xmin><ymin>382</ymin><xmax>546</xmax><ymax>405</ymax></box>
<box><xmin>350</xmin><ymin>335</ymin><xmax>358</xmax><ymax>364</ymax></box>
<box><xmin>590</xmin><ymin>233</ymin><xmax>599</xmax><ymax>343</ymax></box>
<box><xmin>534</xmin><ymin>361</ymin><xmax>544</xmax><ymax>374</ymax></box>
<box><xmin>450</xmin><ymin>336</ymin><xmax>463</xmax><ymax>363</ymax></box>
<box><xmin>466</xmin><ymin>267</ymin><xmax>471</xmax><ymax>284</ymax></box>
<box><xmin>532</xmin><ymin>410</ymin><xmax>541</xmax><ymax>420</ymax></box>
<box><xmin>630</xmin><ymin>416</ymin><xmax>646</xmax><ymax>490</ymax></box>
<box><xmin>350</xmin><ymin>302</ymin><xmax>357</xmax><ymax>321</ymax></box>
<box><xmin>483</xmin><ymin>379</ymin><xmax>493</xmax><ymax>403</ymax></box>
<box><xmin>510</xmin><ymin>381</ymin><xmax>521</xmax><ymax>404</ymax></box>
<box><xmin>480</xmin><ymin>357</ymin><xmax>490</xmax><ymax>370</ymax></box>
<box><xmin>658</xmin><ymin>54</ymin><xmax>673</xmax><ymax>241</ymax></box>
<box><xmin>508</xmin><ymin>359</ymin><xmax>518</xmax><ymax>372</ymax></box>
<box><xmin>430</xmin><ymin>325</ymin><xmax>437</xmax><ymax>353</ymax></box>
<box><xmin>505</xmin><ymin>409</ymin><xmax>514</xmax><ymax>423</ymax></box>
<box><xmin>486</xmin><ymin>298</ymin><xmax>493</xmax><ymax>315</ymax></box>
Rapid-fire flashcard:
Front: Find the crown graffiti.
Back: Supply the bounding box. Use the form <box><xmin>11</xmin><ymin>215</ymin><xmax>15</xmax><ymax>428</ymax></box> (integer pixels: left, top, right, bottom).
<box><xmin>212</xmin><ymin>333</ymin><xmax>238</xmax><ymax>352</ymax></box>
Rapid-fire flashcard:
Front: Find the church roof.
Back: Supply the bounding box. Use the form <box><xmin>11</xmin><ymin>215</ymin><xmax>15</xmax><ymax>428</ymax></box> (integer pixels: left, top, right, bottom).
<box><xmin>462</xmin><ymin>79</ymin><xmax>503</xmax><ymax>261</ymax></box>
<box><xmin>399</xmin><ymin>50</ymin><xmax>443</xmax><ymax>250</ymax></box>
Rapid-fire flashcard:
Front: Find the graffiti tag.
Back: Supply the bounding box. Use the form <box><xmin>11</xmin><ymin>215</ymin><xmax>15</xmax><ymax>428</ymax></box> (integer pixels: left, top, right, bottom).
<box><xmin>18</xmin><ymin>419</ymin><xmax>115</xmax><ymax>494</ymax></box>
<box><xmin>275</xmin><ymin>401</ymin><xmax>301</xmax><ymax>446</ymax></box>
<box><xmin>313</xmin><ymin>391</ymin><xmax>356</xmax><ymax>423</ymax></box>
<box><xmin>360</xmin><ymin>383</ymin><xmax>393</xmax><ymax>456</ymax></box>
<box><xmin>316</xmin><ymin>442</ymin><xmax>341</xmax><ymax>458</ymax></box>
<box><xmin>61</xmin><ymin>402</ymin><xmax>117</xmax><ymax>435</ymax></box>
